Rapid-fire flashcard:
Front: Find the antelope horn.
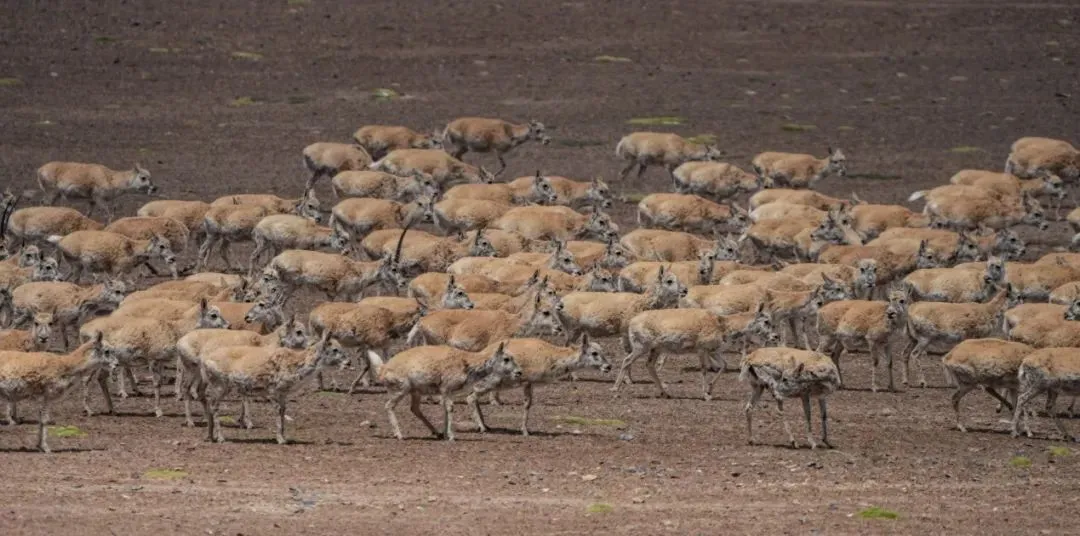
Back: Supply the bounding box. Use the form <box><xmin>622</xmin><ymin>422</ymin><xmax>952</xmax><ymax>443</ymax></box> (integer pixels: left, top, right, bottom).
<box><xmin>0</xmin><ymin>193</ymin><xmax>19</xmax><ymax>239</ymax></box>
<box><xmin>393</xmin><ymin>221</ymin><xmax>413</xmax><ymax>264</ymax></box>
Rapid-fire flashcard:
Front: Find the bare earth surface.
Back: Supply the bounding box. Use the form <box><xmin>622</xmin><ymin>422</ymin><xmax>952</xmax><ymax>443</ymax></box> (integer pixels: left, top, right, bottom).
<box><xmin>2</xmin><ymin>1</ymin><xmax>1080</xmax><ymax>534</ymax></box>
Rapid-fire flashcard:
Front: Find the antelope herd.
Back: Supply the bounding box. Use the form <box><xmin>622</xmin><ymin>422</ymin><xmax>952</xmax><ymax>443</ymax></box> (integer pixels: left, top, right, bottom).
<box><xmin>1</xmin><ymin>121</ymin><xmax>1080</xmax><ymax>453</ymax></box>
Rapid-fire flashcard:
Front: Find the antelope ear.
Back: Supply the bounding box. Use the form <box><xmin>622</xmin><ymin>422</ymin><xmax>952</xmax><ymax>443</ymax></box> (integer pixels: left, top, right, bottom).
<box><xmin>496</xmin><ymin>341</ymin><xmax>506</xmax><ymax>354</ymax></box>
<box><xmin>793</xmin><ymin>362</ymin><xmax>805</xmax><ymax>377</ymax></box>
<box><xmin>199</xmin><ymin>297</ymin><xmax>209</xmax><ymax>311</ymax></box>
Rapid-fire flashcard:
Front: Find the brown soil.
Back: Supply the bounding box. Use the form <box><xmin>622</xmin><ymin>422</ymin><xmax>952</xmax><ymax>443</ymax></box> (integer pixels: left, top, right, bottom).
<box><xmin>2</xmin><ymin>1</ymin><xmax>1080</xmax><ymax>534</ymax></box>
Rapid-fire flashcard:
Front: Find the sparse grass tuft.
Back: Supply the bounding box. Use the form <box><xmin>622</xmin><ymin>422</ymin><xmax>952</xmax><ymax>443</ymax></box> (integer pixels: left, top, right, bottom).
<box><xmin>371</xmin><ymin>88</ymin><xmax>400</xmax><ymax>101</ymax></box>
<box><xmin>555</xmin><ymin>138</ymin><xmax>606</xmax><ymax>148</ymax></box>
<box><xmin>553</xmin><ymin>416</ymin><xmax>626</xmax><ymax>427</ymax></box>
<box><xmin>94</xmin><ymin>36</ymin><xmax>117</xmax><ymax>45</ymax></box>
<box><xmin>49</xmin><ymin>425</ymin><xmax>87</xmax><ymax>438</ymax></box>
<box><xmin>287</xmin><ymin>95</ymin><xmax>313</xmax><ymax>104</ymax></box>
<box><xmin>1009</xmin><ymin>455</ymin><xmax>1033</xmax><ymax>468</ymax></box>
<box><xmin>143</xmin><ymin>468</ymin><xmax>188</xmax><ymax>480</ymax></box>
<box><xmin>229</xmin><ymin>96</ymin><xmax>258</xmax><ymax>107</ymax></box>
<box><xmin>686</xmin><ymin>134</ymin><xmax>718</xmax><ymax>145</ymax></box>
<box><xmin>218</xmin><ymin>416</ymin><xmax>236</xmax><ymax>425</ymax></box>
<box><xmin>949</xmin><ymin>146</ymin><xmax>985</xmax><ymax>154</ymax></box>
<box><xmin>781</xmin><ymin>123</ymin><xmax>816</xmax><ymax>132</ymax></box>
<box><xmin>627</xmin><ymin>116</ymin><xmax>685</xmax><ymax>126</ymax></box>
<box><xmin>231</xmin><ymin>51</ymin><xmax>263</xmax><ymax>61</ymax></box>
<box><xmin>847</xmin><ymin>173</ymin><xmax>901</xmax><ymax>181</ymax></box>
<box><xmin>149</xmin><ymin>47</ymin><xmax>171</xmax><ymax>53</ymax></box>
<box><xmin>594</xmin><ymin>55</ymin><xmax>632</xmax><ymax>63</ymax></box>
<box><xmin>0</xmin><ymin>77</ymin><xmax>24</xmax><ymax>87</ymax></box>
<box><xmin>858</xmin><ymin>506</ymin><xmax>899</xmax><ymax>520</ymax></box>
<box><xmin>837</xmin><ymin>126</ymin><xmax>856</xmax><ymax>131</ymax></box>
<box><xmin>1048</xmin><ymin>446</ymin><xmax>1070</xmax><ymax>457</ymax></box>
<box><xmin>586</xmin><ymin>503</ymin><xmax>614</xmax><ymax>514</ymax></box>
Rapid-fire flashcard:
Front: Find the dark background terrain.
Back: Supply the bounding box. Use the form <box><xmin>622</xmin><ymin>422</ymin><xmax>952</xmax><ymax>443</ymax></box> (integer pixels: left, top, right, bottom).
<box><xmin>1</xmin><ymin>1</ymin><xmax>1079</xmax><ymax>534</ymax></box>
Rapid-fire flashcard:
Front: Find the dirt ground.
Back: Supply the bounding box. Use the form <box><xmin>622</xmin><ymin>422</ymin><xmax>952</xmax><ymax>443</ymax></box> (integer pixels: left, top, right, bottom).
<box><xmin>2</xmin><ymin>1</ymin><xmax>1080</xmax><ymax>534</ymax></box>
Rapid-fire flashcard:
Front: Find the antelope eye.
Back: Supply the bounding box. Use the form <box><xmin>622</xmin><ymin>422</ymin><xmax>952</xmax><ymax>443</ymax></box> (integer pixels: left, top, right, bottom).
<box><xmin>591</xmin><ymin>351</ymin><xmax>599</xmax><ymax>357</ymax></box>
<box><xmin>542</xmin><ymin>311</ymin><xmax>551</xmax><ymax>316</ymax></box>
<box><xmin>503</xmin><ymin>357</ymin><xmax>511</xmax><ymax>364</ymax></box>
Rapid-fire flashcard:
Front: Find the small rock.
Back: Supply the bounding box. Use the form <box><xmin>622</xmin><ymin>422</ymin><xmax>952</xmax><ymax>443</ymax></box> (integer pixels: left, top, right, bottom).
<box><xmin>618</xmin><ymin>433</ymin><xmax>635</xmax><ymax>441</ymax></box>
<box><xmin>581</xmin><ymin>474</ymin><xmax>598</xmax><ymax>482</ymax></box>
<box><xmin>949</xmin><ymin>75</ymin><xmax>968</xmax><ymax>82</ymax></box>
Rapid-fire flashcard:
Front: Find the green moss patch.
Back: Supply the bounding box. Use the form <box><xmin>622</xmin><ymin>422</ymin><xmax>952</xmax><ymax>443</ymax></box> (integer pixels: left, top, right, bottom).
<box><xmin>858</xmin><ymin>506</ymin><xmax>898</xmax><ymax>519</ymax></box>
<box><xmin>143</xmin><ymin>468</ymin><xmax>189</xmax><ymax>480</ymax></box>
<box><xmin>553</xmin><ymin>416</ymin><xmax>626</xmax><ymax>427</ymax></box>
<box><xmin>627</xmin><ymin>116</ymin><xmax>685</xmax><ymax>126</ymax></box>
<box><xmin>586</xmin><ymin>503</ymin><xmax>614</xmax><ymax>514</ymax></box>
<box><xmin>49</xmin><ymin>425</ymin><xmax>87</xmax><ymax>438</ymax></box>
